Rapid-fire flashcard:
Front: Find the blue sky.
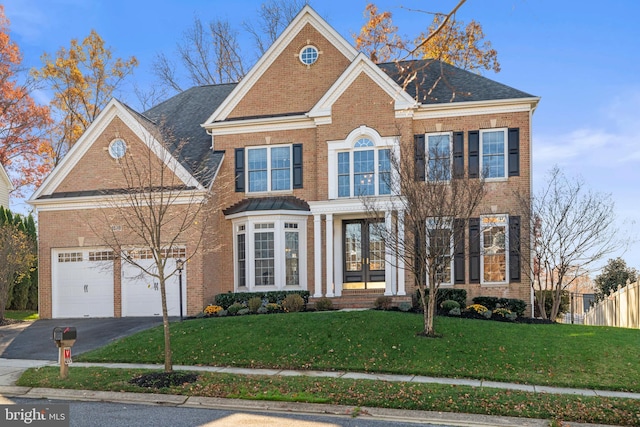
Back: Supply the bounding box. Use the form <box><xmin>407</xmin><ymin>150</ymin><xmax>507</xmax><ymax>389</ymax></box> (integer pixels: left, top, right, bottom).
<box><xmin>4</xmin><ymin>0</ymin><xmax>640</xmax><ymax>271</ymax></box>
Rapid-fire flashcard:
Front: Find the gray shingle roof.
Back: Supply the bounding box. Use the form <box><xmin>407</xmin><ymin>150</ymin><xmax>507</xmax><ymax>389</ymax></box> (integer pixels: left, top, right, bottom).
<box><xmin>141</xmin><ymin>83</ymin><xmax>237</xmax><ymax>187</ymax></box>
<box><xmin>378</xmin><ymin>59</ymin><xmax>535</xmax><ymax>104</ymax></box>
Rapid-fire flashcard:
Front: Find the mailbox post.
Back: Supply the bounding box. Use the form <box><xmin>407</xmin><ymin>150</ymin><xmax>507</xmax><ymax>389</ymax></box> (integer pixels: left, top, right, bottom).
<box><xmin>52</xmin><ymin>327</ymin><xmax>76</xmax><ymax>379</ymax></box>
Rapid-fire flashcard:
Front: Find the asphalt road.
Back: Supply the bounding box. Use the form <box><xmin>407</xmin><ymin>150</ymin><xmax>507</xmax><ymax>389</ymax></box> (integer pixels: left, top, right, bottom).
<box><xmin>0</xmin><ymin>317</ymin><xmax>164</xmax><ymax>360</ymax></box>
<box><xmin>6</xmin><ymin>398</ymin><xmax>455</xmax><ymax>427</ymax></box>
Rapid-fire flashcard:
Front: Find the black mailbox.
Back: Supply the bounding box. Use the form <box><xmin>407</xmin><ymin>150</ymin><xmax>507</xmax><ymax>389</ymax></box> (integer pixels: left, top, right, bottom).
<box><xmin>53</xmin><ymin>326</ymin><xmax>77</xmax><ymax>347</ymax></box>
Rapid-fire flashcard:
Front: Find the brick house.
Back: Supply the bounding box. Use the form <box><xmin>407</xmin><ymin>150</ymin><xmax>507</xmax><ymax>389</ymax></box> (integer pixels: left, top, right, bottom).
<box><xmin>29</xmin><ymin>6</ymin><xmax>539</xmax><ymax>318</ymax></box>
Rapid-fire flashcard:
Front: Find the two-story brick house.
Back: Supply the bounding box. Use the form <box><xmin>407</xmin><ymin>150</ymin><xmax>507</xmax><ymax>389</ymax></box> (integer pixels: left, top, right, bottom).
<box><xmin>30</xmin><ymin>6</ymin><xmax>539</xmax><ymax>318</ymax></box>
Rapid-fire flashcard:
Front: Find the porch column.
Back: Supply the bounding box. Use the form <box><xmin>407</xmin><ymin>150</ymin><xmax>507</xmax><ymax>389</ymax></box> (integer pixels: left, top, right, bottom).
<box><xmin>384</xmin><ymin>210</ymin><xmax>394</xmax><ymax>296</ymax></box>
<box><xmin>313</xmin><ymin>214</ymin><xmax>323</xmax><ymax>297</ymax></box>
<box><xmin>397</xmin><ymin>209</ymin><xmax>406</xmax><ymax>296</ymax></box>
<box><xmin>325</xmin><ymin>214</ymin><xmax>334</xmax><ymax>297</ymax></box>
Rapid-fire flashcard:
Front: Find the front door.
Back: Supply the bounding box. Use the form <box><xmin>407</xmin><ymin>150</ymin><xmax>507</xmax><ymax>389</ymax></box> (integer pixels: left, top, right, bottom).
<box><xmin>343</xmin><ymin>220</ymin><xmax>386</xmax><ymax>288</ymax></box>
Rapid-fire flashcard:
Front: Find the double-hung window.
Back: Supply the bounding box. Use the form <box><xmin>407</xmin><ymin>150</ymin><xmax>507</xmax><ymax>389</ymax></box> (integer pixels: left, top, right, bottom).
<box><xmin>329</xmin><ymin>130</ymin><xmax>396</xmax><ymax>199</ymax></box>
<box><xmin>234</xmin><ymin>217</ymin><xmax>306</xmax><ymax>290</ymax></box>
<box><xmin>427</xmin><ymin>220</ymin><xmax>453</xmax><ymax>286</ymax></box>
<box><xmin>247</xmin><ymin>145</ymin><xmax>291</xmax><ymax>192</ymax></box>
<box><xmin>480</xmin><ymin>215</ymin><xmax>508</xmax><ymax>284</ymax></box>
<box><xmin>427</xmin><ymin>133</ymin><xmax>451</xmax><ymax>181</ymax></box>
<box><xmin>480</xmin><ymin>129</ymin><xmax>507</xmax><ymax>179</ymax></box>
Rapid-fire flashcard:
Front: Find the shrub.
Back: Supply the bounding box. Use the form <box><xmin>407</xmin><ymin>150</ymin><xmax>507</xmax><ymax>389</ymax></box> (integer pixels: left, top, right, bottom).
<box><xmin>217</xmin><ymin>309</ymin><xmax>228</xmax><ymax>317</ymax></box>
<box><xmin>493</xmin><ymin>307</ymin><xmax>512</xmax><ymax>317</ymax></box>
<box><xmin>247</xmin><ymin>297</ymin><xmax>263</xmax><ymax>313</ymax></box>
<box><xmin>466</xmin><ymin>304</ymin><xmax>489</xmax><ymax>315</ymax></box>
<box><xmin>472</xmin><ymin>296</ymin><xmax>527</xmax><ymax>317</ymax></box>
<box><xmin>215</xmin><ymin>290</ymin><xmax>310</xmax><ymax>309</ymax></box>
<box><xmin>535</xmin><ymin>290</ymin><xmax>570</xmax><ymax>317</ymax></box>
<box><xmin>449</xmin><ymin>307</ymin><xmax>461</xmax><ymax>316</ymax></box>
<box><xmin>314</xmin><ymin>297</ymin><xmax>333</xmax><ymax>311</ymax></box>
<box><xmin>398</xmin><ymin>302</ymin><xmax>412</xmax><ymax>312</ymax></box>
<box><xmin>237</xmin><ymin>308</ymin><xmax>250</xmax><ymax>316</ymax></box>
<box><xmin>227</xmin><ymin>302</ymin><xmax>244</xmax><ymax>315</ymax></box>
<box><xmin>374</xmin><ymin>296</ymin><xmax>393</xmax><ymax>310</ymax></box>
<box><xmin>257</xmin><ymin>306</ymin><xmax>268</xmax><ymax>314</ymax></box>
<box><xmin>415</xmin><ymin>288</ymin><xmax>467</xmax><ymax>310</ymax></box>
<box><xmin>482</xmin><ymin>310</ymin><xmax>493</xmax><ymax>319</ymax></box>
<box><xmin>203</xmin><ymin>305</ymin><xmax>223</xmax><ymax>316</ymax></box>
<box><xmin>266</xmin><ymin>303</ymin><xmax>281</xmax><ymax>313</ymax></box>
<box><xmin>440</xmin><ymin>300</ymin><xmax>460</xmax><ymax>311</ymax></box>
<box><xmin>282</xmin><ymin>294</ymin><xmax>305</xmax><ymax>312</ymax></box>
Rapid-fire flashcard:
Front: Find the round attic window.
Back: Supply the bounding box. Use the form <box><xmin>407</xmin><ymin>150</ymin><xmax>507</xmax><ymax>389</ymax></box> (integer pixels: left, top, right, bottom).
<box><xmin>299</xmin><ymin>45</ymin><xmax>319</xmax><ymax>65</ymax></box>
<box><xmin>108</xmin><ymin>138</ymin><xmax>127</xmax><ymax>159</ymax></box>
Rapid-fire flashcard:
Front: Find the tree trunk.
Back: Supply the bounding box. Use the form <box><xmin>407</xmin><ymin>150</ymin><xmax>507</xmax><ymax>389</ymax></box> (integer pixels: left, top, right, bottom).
<box><xmin>426</xmin><ymin>285</ymin><xmax>438</xmax><ymax>336</ymax></box>
<box><xmin>159</xmin><ymin>277</ymin><xmax>173</xmax><ymax>372</ymax></box>
<box><xmin>536</xmin><ymin>291</ymin><xmax>548</xmax><ymax>319</ymax></box>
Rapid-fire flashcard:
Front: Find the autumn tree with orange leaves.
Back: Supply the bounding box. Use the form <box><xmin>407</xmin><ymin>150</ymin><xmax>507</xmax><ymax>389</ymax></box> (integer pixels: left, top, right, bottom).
<box><xmin>355</xmin><ymin>1</ymin><xmax>499</xmax><ymax>74</ymax></box>
<box><xmin>32</xmin><ymin>30</ymin><xmax>138</xmax><ymax>163</ymax></box>
<box><xmin>0</xmin><ymin>6</ymin><xmax>53</xmax><ymax>195</ymax></box>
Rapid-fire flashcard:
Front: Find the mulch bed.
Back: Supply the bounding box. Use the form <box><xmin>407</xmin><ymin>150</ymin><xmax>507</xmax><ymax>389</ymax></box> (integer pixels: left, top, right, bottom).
<box><xmin>129</xmin><ymin>371</ymin><xmax>199</xmax><ymax>389</ymax></box>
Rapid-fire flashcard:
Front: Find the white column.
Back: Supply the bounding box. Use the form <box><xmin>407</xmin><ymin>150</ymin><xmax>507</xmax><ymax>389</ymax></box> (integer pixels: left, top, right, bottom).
<box><xmin>397</xmin><ymin>209</ymin><xmax>406</xmax><ymax>296</ymax></box>
<box><xmin>325</xmin><ymin>213</ymin><xmax>334</xmax><ymax>297</ymax></box>
<box><xmin>313</xmin><ymin>214</ymin><xmax>323</xmax><ymax>298</ymax></box>
<box><xmin>384</xmin><ymin>210</ymin><xmax>394</xmax><ymax>296</ymax></box>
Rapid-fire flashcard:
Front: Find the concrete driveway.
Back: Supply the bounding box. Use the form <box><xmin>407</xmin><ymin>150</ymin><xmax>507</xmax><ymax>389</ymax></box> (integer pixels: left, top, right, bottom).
<box><xmin>0</xmin><ymin>317</ymin><xmax>165</xmax><ymax>360</ymax></box>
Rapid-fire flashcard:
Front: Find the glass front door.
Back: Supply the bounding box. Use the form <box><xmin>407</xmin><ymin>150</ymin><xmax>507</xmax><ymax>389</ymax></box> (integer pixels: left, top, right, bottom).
<box><xmin>343</xmin><ymin>220</ymin><xmax>386</xmax><ymax>288</ymax></box>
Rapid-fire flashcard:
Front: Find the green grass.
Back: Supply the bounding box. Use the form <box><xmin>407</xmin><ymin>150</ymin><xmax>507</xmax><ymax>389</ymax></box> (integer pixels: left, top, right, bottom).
<box><xmin>17</xmin><ymin>366</ymin><xmax>640</xmax><ymax>426</ymax></box>
<box><xmin>77</xmin><ymin>311</ymin><xmax>640</xmax><ymax>392</ymax></box>
<box><xmin>4</xmin><ymin>310</ymin><xmax>38</xmax><ymax>321</ymax></box>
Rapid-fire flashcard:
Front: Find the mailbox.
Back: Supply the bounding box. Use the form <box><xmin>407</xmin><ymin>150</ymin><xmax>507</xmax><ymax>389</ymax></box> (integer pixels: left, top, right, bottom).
<box><xmin>53</xmin><ymin>326</ymin><xmax>77</xmax><ymax>348</ymax></box>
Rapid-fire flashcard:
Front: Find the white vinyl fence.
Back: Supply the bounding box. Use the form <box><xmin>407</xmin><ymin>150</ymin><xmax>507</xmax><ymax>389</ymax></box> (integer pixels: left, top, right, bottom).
<box><xmin>584</xmin><ymin>280</ymin><xmax>640</xmax><ymax>328</ymax></box>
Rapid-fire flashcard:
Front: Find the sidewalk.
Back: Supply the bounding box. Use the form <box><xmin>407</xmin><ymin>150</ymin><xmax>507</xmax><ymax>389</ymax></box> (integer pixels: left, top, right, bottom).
<box><xmin>0</xmin><ymin>358</ymin><xmax>632</xmax><ymax>427</ymax></box>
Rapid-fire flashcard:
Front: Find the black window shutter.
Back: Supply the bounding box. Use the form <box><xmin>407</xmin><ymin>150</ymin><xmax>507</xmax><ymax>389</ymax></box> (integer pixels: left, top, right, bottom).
<box><xmin>453</xmin><ymin>219</ymin><xmax>465</xmax><ymax>283</ymax></box>
<box><xmin>509</xmin><ymin>216</ymin><xmax>521</xmax><ymax>282</ymax></box>
<box><xmin>292</xmin><ymin>143</ymin><xmax>303</xmax><ymax>189</ymax></box>
<box><xmin>414</xmin><ymin>134</ymin><xmax>426</xmax><ymax>181</ymax></box>
<box><xmin>234</xmin><ymin>148</ymin><xmax>245</xmax><ymax>192</ymax></box>
<box><xmin>468</xmin><ymin>131</ymin><xmax>479</xmax><ymax>178</ymax></box>
<box><xmin>508</xmin><ymin>128</ymin><xmax>520</xmax><ymax>177</ymax></box>
<box><xmin>453</xmin><ymin>132</ymin><xmax>464</xmax><ymax>179</ymax></box>
<box><xmin>469</xmin><ymin>218</ymin><xmax>480</xmax><ymax>283</ymax></box>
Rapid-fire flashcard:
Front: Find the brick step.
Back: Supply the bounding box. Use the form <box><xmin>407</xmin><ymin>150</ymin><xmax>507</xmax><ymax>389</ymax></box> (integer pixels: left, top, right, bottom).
<box><xmin>309</xmin><ymin>293</ymin><xmax>412</xmax><ymax>310</ymax></box>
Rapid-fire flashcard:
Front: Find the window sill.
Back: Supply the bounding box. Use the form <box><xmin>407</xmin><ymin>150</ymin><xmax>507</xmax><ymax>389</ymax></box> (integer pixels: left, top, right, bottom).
<box><xmin>246</xmin><ymin>190</ymin><xmax>294</xmax><ymax>197</ymax></box>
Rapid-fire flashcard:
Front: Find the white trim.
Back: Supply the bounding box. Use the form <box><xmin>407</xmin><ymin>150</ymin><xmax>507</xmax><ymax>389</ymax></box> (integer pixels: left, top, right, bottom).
<box><xmin>245</xmin><ymin>144</ymin><xmax>293</xmax><ymax>194</ymax></box>
<box><xmin>426</xmin><ymin>219</ymin><xmax>455</xmax><ymax>287</ymax></box>
<box><xmin>413</xmin><ymin>97</ymin><xmax>540</xmax><ymax>120</ymax></box>
<box><xmin>29</xmin><ymin>99</ymin><xmax>204</xmax><ymax>204</ymax></box>
<box><xmin>0</xmin><ymin>163</ymin><xmax>13</xmax><ymax>190</ymax></box>
<box><xmin>205</xmin><ymin>115</ymin><xmax>315</xmax><ymax>136</ymax></box>
<box><xmin>204</xmin><ymin>5</ymin><xmax>358</xmax><ymax>125</ymax></box>
<box><xmin>425</xmin><ymin>131</ymin><xmax>453</xmax><ymax>182</ymax></box>
<box><xmin>308</xmin><ymin>53</ymin><xmax>417</xmax><ymax>122</ymax></box>
<box><xmin>480</xmin><ymin>128</ymin><xmax>508</xmax><ymax>181</ymax></box>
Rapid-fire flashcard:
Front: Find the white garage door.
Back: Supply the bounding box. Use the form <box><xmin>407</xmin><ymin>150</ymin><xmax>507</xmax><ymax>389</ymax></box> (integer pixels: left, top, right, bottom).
<box><xmin>121</xmin><ymin>249</ymin><xmax>186</xmax><ymax>317</ymax></box>
<box><xmin>52</xmin><ymin>249</ymin><xmax>115</xmax><ymax>318</ymax></box>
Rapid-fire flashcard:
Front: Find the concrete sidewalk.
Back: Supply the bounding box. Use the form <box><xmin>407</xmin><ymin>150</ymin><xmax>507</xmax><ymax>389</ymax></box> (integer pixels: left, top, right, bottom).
<box><xmin>0</xmin><ymin>358</ymin><xmax>632</xmax><ymax>427</ymax></box>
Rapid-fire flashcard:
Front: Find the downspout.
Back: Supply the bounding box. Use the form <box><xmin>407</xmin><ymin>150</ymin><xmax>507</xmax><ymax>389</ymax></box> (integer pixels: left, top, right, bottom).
<box><xmin>529</xmin><ymin>104</ymin><xmax>535</xmax><ymax>316</ymax></box>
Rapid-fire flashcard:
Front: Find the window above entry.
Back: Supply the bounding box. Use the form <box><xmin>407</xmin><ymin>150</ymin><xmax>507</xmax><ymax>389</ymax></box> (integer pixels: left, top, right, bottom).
<box><xmin>235</xmin><ymin>144</ymin><xmax>303</xmax><ymax>193</ymax></box>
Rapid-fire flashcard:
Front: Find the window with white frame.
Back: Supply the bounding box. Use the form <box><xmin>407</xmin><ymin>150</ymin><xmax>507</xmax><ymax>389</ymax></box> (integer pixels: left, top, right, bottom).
<box><xmin>247</xmin><ymin>145</ymin><xmax>292</xmax><ymax>192</ymax></box>
<box><xmin>426</xmin><ymin>133</ymin><xmax>451</xmax><ymax>181</ymax></box>
<box><xmin>427</xmin><ymin>220</ymin><xmax>453</xmax><ymax>286</ymax></box>
<box><xmin>328</xmin><ymin>128</ymin><xmax>397</xmax><ymax>199</ymax></box>
<box><xmin>480</xmin><ymin>214</ymin><xmax>508</xmax><ymax>284</ymax></box>
<box><xmin>234</xmin><ymin>216</ymin><xmax>306</xmax><ymax>290</ymax></box>
<box><xmin>480</xmin><ymin>129</ymin><xmax>507</xmax><ymax>179</ymax></box>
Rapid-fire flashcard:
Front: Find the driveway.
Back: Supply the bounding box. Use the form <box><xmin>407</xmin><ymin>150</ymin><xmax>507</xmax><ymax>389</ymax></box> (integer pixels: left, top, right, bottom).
<box><xmin>0</xmin><ymin>317</ymin><xmax>165</xmax><ymax>360</ymax></box>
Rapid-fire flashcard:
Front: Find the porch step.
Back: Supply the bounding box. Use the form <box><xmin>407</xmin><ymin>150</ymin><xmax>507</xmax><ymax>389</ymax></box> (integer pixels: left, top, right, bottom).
<box><xmin>309</xmin><ymin>292</ymin><xmax>412</xmax><ymax>310</ymax></box>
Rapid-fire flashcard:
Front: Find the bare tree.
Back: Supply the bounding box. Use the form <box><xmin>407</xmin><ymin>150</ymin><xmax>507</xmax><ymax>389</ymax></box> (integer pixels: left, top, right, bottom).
<box><xmin>0</xmin><ymin>221</ymin><xmax>35</xmax><ymax>320</ymax></box>
<box><xmin>86</xmin><ymin>122</ymin><xmax>214</xmax><ymax>372</ymax></box>
<box><xmin>363</xmin><ymin>136</ymin><xmax>485</xmax><ymax>337</ymax></box>
<box><xmin>518</xmin><ymin>166</ymin><xmax>624</xmax><ymax>320</ymax></box>
<box><xmin>244</xmin><ymin>0</ymin><xmax>307</xmax><ymax>57</ymax></box>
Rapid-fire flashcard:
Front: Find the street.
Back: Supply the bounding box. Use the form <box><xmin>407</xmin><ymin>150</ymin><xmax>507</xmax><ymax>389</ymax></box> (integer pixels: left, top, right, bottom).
<box><xmin>7</xmin><ymin>397</ymin><xmax>456</xmax><ymax>427</ymax></box>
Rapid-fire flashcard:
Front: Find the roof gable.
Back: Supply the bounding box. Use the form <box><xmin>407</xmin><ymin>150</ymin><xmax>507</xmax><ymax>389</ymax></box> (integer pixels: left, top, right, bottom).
<box><xmin>203</xmin><ymin>5</ymin><xmax>359</xmax><ymax>125</ymax></box>
<box><xmin>0</xmin><ymin>163</ymin><xmax>12</xmax><ymax>191</ymax></box>
<box><xmin>30</xmin><ymin>99</ymin><xmax>204</xmax><ymax>203</ymax></box>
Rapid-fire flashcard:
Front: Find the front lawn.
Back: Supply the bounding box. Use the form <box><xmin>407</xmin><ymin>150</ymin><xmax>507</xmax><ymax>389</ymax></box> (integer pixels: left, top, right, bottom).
<box><xmin>3</xmin><ymin>310</ymin><xmax>38</xmax><ymax>321</ymax></box>
<box><xmin>77</xmin><ymin>310</ymin><xmax>640</xmax><ymax>392</ymax></box>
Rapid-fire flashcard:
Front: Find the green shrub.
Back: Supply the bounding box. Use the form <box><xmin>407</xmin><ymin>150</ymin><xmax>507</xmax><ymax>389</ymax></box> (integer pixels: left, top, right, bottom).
<box><xmin>466</xmin><ymin>304</ymin><xmax>489</xmax><ymax>315</ymax></box>
<box><xmin>237</xmin><ymin>308</ymin><xmax>250</xmax><ymax>316</ymax></box>
<box><xmin>374</xmin><ymin>296</ymin><xmax>393</xmax><ymax>310</ymax></box>
<box><xmin>282</xmin><ymin>294</ymin><xmax>305</xmax><ymax>312</ymax></box>
<box><xmin>415</xmin><ymin>288</ymin><xmax>467</xmax><ymax>310</ymax></box>
<box><xmin>440</xmin><ymin>300</ymin><xmax>460</xmax><ymax>311</ymax></box>
<box><xmin>535</xmin><ymin>290</ymin><xmax>570</xmax><ymax>318</ymax></box>
<box><xmin>247</xmin><ymin>297</ymin><xmax>263</xmax><ymax>313</ymax></box>
<box><xmin>449</xmin><ymin>307</ymin><xmax>461</xmax><ymax>316</ymax></box>
<box><xmin>227</xmin><ymin>302</ymin><xmax>244</xmax><ymax>315</ymax></box>
<box><xmin>257</xmin><ymin>306</ymin><xmax>268</xmax><ymax>314</ymax></box>
<box><xmin>398</xmin><ymin>302</ymin><xmax>412</xmax><ymax>312</ymax></box>
<box><xmin>215</xmin><ymin>291</ymin><xmax>310</xmax><ymax>309</ymax></box>
<box><xmin>472</xmin><ymin>296</ymin><xmax>527</xmax><ymax>317</ymax></box>
<box><xmin>314</xmin><ymin>297</ymin><xmax>333</xmax><ymax>311</ymax></box>
<box><xmin>493</xmin><ymin>307</ymin><xmax>512</xmax><ymax>317</ymax></box>
<box><xmin>266</xmin><ymin>303</ymin><xmax>281</xmax><ymax>313</ymax></box>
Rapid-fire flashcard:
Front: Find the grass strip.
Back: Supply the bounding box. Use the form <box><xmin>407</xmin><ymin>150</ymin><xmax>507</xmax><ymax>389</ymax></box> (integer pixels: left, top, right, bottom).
<box><xmin>18</xmin><ymin>366</ymin><xmax>640</xmax><ymax>426</ymax></box>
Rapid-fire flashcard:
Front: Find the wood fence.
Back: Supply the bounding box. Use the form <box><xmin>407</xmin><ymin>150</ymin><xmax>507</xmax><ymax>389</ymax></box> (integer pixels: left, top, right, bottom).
<box><xmin>583</xmin><ymin>280</ymin><xmax>640</xmax><ymax>328</ymax></box>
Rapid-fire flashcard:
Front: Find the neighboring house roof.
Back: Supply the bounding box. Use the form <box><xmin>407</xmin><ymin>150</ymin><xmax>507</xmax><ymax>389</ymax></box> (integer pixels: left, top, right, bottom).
<box><xmin>378</xmin><ymin>59</ymin><xmax>535</xmax><ymax>104</ymax></box>
<box><xmin>223</xmin><ymin>196</ymin><xmax>310</xmax><ymax>216</ymax></box>
<box><xmin>141</xmin><ymin>84</ymin><xmax>237</xmax><ymax>187</ymax></box>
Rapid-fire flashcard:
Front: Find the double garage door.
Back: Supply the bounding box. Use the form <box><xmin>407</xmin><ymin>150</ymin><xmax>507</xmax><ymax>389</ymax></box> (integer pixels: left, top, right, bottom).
<box><xmin>52</xmin><ymin>248</ymin><xmax>186</xmax><ymax>318</ymax></box>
